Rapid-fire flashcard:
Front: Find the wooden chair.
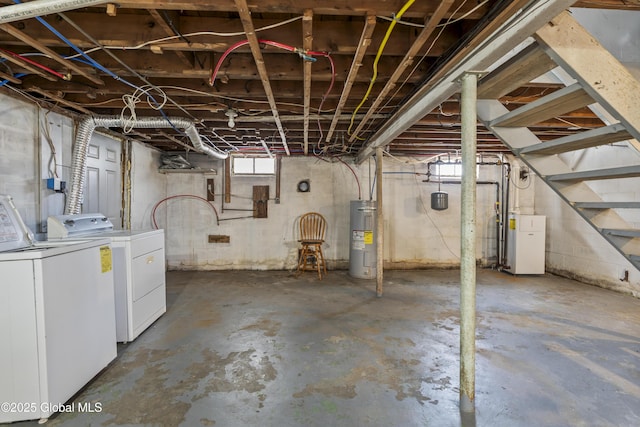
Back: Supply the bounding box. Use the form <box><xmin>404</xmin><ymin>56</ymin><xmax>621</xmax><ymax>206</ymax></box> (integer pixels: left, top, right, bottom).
<box><xmin>297</xmin><ymin>212</ymin><xmax>327</xmax><ymax>279</ymax></box>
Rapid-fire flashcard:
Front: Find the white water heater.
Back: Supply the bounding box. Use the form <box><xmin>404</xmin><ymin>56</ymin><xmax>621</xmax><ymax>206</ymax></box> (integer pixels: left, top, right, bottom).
<box><xmin>505</xmin><ymin>213</ymin><xmax>546</xmax><ymax>275</ymax></box>
<box><xmin>349</xmin><ymin>200</ymin><xmax>377</xmax><ymax>279</ymax></box>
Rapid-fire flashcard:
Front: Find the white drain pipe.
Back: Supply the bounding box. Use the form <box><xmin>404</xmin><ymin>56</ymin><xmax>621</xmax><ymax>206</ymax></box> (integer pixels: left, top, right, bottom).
<box><xmin>0</xmin><ymin>0</ymin><xmax>108</xmax><ymax>24</ymax></box>
<box><xmin>66</xmin><ymin>115</ymin><xmax>228</xmax><ymax>214</ymax></box>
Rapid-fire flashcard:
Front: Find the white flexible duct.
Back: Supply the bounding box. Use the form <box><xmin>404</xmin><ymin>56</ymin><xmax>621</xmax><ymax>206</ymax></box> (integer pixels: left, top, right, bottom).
<box><xmin>66</xmin><ymin>115</ymin><xmax>228</xmax><ymax>214</ymax></box>
<box><xmin>0</xmin><ymin>0</ymin><xmax>108</xmax><ymax>24</ymax></box>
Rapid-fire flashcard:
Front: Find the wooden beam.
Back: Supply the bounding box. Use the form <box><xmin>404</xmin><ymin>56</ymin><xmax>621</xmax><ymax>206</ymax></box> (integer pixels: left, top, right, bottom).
<box><xmin>106</xmin><ymin>3</ymin><xmax>118</xmax><ymax>16</ymax></box>
<box><xmin>233</xmin><ymin>0</ymin><xmax>290</xmax><ymax>155</ymax></box>
<box><xmin>147</xmin><ymin>9</ymin><xmax>195</xmax><ymax>69</ymax></box>
<box><xmin>117</xmin><ymin>0</ymin><xmax>491</xmax><ymax>19</ymax></box>
<box><xmin>26</xmin><ymin>86</ymin><xmax>93</xmax><ymax>114</ymax></box>
<box><xmin>325</xmin><ymin>13</ymin><xmax>376</xmax><ymax>144</ymax></box>
<box><xmin>302</xmin><ymin>9</ymin><xmax>313</xmax><ymax>155</ymax></box>
<box><xmin>356</xmin><ymin>0</ymin><xmax>569</xmax><ymax>163</ymax></box>
<box><xmin>0</xmin><ymin>23</ymin><xmax>104</xmax><ymax>86</ymax></box>
<box><xmin>0</xmin><ymin>14</ymin><xmax>455</xmax><ymax>58</ymax></box>
<box><xmin>0</xmin><ymin>69</ymin><xmax>21</xmax><ymax>84</ymax></box>
<box><xmin>156</xmin><ymin>130</ymin><xmax>195</xmax><ymax>151</ymax></box>
<box><xmin>0</xmin><ymin>50</ymin><xmax>58</xmax><ymax>81</ymax></box>
<box><xmin>348</xmin><ymin>0</ymin><xmax>455</xmax><ymax>143</ymax></box>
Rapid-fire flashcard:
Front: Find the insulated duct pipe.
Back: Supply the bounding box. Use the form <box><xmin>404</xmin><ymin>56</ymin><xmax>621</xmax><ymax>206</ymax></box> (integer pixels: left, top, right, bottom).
<box><xmin>0</xmin><ymin>0</ymin><xmax>108</xmax><ymax>24</ymax></box>
<box><xmin>66</xmin><ymin>115</ymin><xmax>228</xmax><ymax>214</ymax></box>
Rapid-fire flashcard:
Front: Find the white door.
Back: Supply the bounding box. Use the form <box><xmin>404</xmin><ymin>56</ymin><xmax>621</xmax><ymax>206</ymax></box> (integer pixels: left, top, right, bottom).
<box><xmin>84</xmin><ymin>133</ymin><xmax>122</xmax><ymax>227</ymax></box>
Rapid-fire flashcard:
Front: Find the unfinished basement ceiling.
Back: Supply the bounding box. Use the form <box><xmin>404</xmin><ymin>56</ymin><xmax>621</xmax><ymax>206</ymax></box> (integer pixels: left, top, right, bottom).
<box><xmin>0</xmin><ymin>0</ymin><xmax>637</xmax><ymax>158</ymax></box>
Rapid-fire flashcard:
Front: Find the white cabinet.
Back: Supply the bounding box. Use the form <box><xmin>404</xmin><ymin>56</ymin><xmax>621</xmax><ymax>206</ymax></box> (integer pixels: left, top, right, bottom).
<box><xmin>111</xmin><ymin>230</ymin><xmax>166</xmax><ymax>342</ymax></box>
<box><xmin>505</xmin><ymin>214</ymin><xmax>546</xmax><ymax>275</ymax></box>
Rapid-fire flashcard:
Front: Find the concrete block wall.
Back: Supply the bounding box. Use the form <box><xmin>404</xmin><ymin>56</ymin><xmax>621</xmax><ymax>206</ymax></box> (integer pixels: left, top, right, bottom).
<box><xmin>160</xmin><ymin>155</ymin><xmax>506</xmax><ymax>271</ymax></box>
<box><xmin>130</xmin><ymin>140</ymin><xmax>165</xmax><ymax>230</ymax></box>
<box><xmin>2</xmin><ymin>90</ymin><xmax>638</xmax><ymax>296</ymax></box>
<box><xmin>533</xmin><ymin>143</ymin><xmax>640</xmax><ymax>297</ymax></box>
<box><xmin>535</xmin><ymin>178</ymin><xmax>640</xmax><ymax>296</ymax></box>
<box><xmin>0</xmin><ymin>93</ymin><xmax>39</xmax><ymax>232</ymax></box>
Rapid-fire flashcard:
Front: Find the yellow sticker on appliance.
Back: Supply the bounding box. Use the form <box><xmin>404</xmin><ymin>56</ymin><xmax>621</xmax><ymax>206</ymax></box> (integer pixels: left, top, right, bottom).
<box><xmin>364</xmin><ymin>231</ymin><xmax>373</xmax><ymax>244</ymax></box>
<box><xmin>100</xmin><ymin>245</ymin><xmax>112</xmax><ymax>273</ymax></box>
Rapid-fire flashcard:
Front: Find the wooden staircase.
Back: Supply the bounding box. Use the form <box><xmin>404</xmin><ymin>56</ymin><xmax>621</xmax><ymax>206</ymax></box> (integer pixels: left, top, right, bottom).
<box><xmin>477</xmin><ymin>11</ymin><xmax>640</xmax><ymax>270</ymax></box>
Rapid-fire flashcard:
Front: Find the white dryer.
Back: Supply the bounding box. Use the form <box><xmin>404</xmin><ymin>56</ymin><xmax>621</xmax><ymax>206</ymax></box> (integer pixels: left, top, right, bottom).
<box><xmin>0</xmin><ymin>195</ymin><xmax>116</xmax><ymax>424</ymax></box>
<box><xmin>48</xmin><ymin>214</ymin><xmax>167</xmax><ymax>343</ymax></box>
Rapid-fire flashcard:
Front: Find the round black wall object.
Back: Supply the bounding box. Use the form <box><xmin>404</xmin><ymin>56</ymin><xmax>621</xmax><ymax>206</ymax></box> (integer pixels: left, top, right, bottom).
<box><xmin>297</xmin><ymin>179</ymin><xmax>310</xmax><ymax>192</ymax></box>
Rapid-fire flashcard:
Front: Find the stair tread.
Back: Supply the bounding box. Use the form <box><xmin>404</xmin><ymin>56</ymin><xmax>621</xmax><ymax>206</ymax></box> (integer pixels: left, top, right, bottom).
<box><xmin>548</xmin><ymin>165</ymin><xmax>640</xmax><ymax>181</ymax></box>
<box><xmin>519</xmin><ymin>123</ymin><xmax>632</xmax><ymax>155</ymax></box>
<box><xmin>489</xmin><ymin>83</ymin><xmax>594</xmax><ymax>128</ymax></box>
<box><xmin>478</xmin><ymin>43</ymin><xmax>556</xmax><ymax>99</ymax></box>
<box><xmin>575</xmin><ymin>201</ymin><xmax>640</xmax><ymax>209</ymax></box>
<box><xmin>602</xmin><ymin>228</ymin><xmax>640</xmax><ymax>237</ymax></box>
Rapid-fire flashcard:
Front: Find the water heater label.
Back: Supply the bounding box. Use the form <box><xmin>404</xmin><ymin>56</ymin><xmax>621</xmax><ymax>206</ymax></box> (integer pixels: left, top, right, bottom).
<box><xmin>364</xmin><ymin>231</ymin><xmax>373</xmax><ymax>245</ymax></box>
<box><xmin>352</xmin><ymin>230</ymin><xmax>365</xmax><ymax>250</ymax></box>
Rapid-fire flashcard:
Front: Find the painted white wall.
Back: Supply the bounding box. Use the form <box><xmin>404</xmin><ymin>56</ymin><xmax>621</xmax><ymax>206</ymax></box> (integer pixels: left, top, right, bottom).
<box><xmin>0</xmin><ymin>93</ymin><xmax>41</xmax><ymax>234</ymax></box>
<box><xmin>38</xmin><ymin>110</ymin><xmax>74</xmax><ymax>234</ymax></box>
<box><xmin>533</xmin><ymin>143</ymin><xmax>640</xmax><ymax>297</ymax></box>
<box><xmin>1</xmin><ymin>89</ymin><xmax>637</xmax><ymax>296</ymax></box>
<box><xmin>160</xmin><ymin>155</ymin><xmax>506</xmax><ymax>271</ymax></box>
<box><xmin>572</xmin><ymin>8</ymin><xmax>640</xmax><ymax>79</ymax></box>
<box><xmin>0</xmin><ymin>91</ymin><xmax>166</xmax><ymax>238</ymax></box>
<box><xmin>130</xmin><ymin>140</ymin><xmax>165</xmax><ymax>230</ymax></box>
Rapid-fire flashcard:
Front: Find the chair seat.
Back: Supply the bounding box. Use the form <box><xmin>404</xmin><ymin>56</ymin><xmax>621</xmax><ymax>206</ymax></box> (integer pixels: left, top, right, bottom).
<box><xmin>296</xmin><ymin>212</ymin><xmax>328</xmax><ymax>279</ymax></box>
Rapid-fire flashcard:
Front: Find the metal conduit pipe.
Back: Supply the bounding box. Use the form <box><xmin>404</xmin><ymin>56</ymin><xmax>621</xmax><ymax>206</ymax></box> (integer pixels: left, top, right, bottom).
<box><xmin>66</xmin><ymin>115</ymin><xmax>228</xmax><ymax>214</ymax></box>
<box><xmin>0</xmin><ymin>0</ymin><xmax>108</xmax><ymax>24</ymax></box>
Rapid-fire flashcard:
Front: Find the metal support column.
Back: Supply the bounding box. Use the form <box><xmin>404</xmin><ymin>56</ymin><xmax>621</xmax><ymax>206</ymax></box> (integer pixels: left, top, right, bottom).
<box><xmin>375</xmin><ymin>147</ymin><xmax>384</xmax><ymax>297</ymax></box>
<box><xmin>460</xmin><ymin>72</ymin><xmax>478</xmax><ymax>413</ymax></box>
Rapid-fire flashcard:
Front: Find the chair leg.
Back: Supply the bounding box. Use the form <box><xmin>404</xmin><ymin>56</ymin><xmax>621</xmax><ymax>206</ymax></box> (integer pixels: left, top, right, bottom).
<box><xmin>297</xmin><ymin>244</ymin><xmax>326</xmax><ymax>280</ymax></box>
<box><xmin>296</xmin><ymin>245</ymin><xmax>308</xmax><ymax>276</ymax></box>
<box><xmin>314</xmin><ymin>244</ymin><xmax>326</xmax><ymax>279</ymax></box>
<box><xmin>316</xmin><ymin>245</ymin><xmax>322</xmax><ymax>279</ymax></box>
<box><xmin>318</xmin><ymin>245</ymin><xmax>327</xmax><ymax>276</ymax></box>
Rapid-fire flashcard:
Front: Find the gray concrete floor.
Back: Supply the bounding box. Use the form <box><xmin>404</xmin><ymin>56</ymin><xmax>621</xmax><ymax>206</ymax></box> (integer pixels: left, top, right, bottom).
<box><xmin>10</xmin><ymin>269</ymin><xmax>640</xmax><ymax>426</ymax></box>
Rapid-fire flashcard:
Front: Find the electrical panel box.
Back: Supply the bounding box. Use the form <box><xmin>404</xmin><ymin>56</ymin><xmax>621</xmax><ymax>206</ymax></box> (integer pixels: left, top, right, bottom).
<box><xmin>45</xmin><ymin>178</ymin><xmax>66</xmax><ymax>192</ymax></box>
<box><xmin>505</xmin><ymin>214</ymin><xmax>546</xmax><ymax>275</ymax></box>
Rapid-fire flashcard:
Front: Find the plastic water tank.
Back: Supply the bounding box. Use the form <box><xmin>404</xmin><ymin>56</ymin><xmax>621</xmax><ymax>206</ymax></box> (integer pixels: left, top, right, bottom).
<box><xmin>349</xmin><ymin>200</ymin><xmax>377</xmax><ymax>279</ymax></box>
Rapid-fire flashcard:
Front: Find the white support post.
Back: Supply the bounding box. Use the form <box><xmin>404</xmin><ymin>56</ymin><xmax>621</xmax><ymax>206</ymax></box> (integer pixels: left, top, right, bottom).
<box><xmin>460</xmin><ymin>72</ymin><xmax>478</xmax><ymax>413</ymax></box>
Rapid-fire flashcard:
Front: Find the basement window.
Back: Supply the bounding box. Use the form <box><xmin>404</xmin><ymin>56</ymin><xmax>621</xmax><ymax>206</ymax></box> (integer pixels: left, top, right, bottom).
<box><xmin>232</xmin><ymin>156</ymin><xmax>276</xmax><ymax>175</ymax></box>
<box><xmin>431</xmin><ymin>160</ymin><xmax>479</xmax><ymax>180</ymax></box>
<box><xmin>434</xmin><ymin>162</ymin><xmax>462</xmax><ymax>179</ymax></box>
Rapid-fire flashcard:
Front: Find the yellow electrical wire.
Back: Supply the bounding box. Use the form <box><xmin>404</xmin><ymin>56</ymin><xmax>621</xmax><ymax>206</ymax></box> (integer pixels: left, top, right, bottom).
<box><xmin>347</xmin><ymin>0</ymin><xmax>416</xmax><ymax>138</ymax></box>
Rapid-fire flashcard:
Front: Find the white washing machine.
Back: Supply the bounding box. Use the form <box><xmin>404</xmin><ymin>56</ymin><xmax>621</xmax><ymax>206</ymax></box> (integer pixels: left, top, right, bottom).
<box><xmin>48</xmin><ymin>214</ymin><xmax>167</xmax><ymax>343</ymax></box>
<box><xmin>0</xmin><ymin>195</ymin><xmax>117</xmax><ymax>424</ymax></box>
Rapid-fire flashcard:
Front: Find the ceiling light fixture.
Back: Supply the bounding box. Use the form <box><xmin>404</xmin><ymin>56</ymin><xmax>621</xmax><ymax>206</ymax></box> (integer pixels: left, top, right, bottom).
<box><xmin>225</xmin><ymin>108</ymin><xmax>238</xmax><ymax>128</ymax></box>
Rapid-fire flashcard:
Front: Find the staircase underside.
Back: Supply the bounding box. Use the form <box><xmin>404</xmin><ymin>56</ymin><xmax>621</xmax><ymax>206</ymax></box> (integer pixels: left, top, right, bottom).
<box><xmin>477</xmin><ymin>11</ymin><xmax>640</xmax><ymax>271</ymax></box>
